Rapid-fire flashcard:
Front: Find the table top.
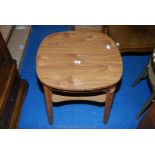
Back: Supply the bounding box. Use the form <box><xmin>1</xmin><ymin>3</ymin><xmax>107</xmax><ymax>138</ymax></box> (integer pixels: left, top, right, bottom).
<box><xmin>36</xmin><ymin>31</ymin><xmax>122</xmax><ymax>91</ymax></box>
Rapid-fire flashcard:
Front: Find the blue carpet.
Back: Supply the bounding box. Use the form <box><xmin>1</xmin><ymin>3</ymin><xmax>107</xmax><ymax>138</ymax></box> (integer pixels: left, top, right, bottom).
<box><xmin>18</xmin><ymin>25</ymin><xmax>151</xmax><ymax>129</ymax></box>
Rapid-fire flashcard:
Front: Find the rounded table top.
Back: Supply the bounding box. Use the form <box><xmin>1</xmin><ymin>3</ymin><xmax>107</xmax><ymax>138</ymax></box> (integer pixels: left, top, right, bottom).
<box><xmin>36</xmin><ymin>31</ymin><xmax>122</xmax><ymax>91</ymax></box>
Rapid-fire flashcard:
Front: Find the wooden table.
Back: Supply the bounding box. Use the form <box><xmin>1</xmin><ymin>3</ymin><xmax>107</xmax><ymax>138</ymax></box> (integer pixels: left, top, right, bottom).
<box><xmin>36</xmin><ymin>31</ymin><xmax>122</xmax><ymax>124</ymax></box>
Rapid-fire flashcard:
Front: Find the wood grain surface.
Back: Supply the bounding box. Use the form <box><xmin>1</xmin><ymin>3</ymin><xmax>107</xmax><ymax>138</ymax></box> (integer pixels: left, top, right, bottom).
<box><xmin>106</xmin><ymin>25</ymin><xmax>155</xmax><ymax>52</ymax></box>
<box><xmin>0</xmin><ymin>62</ymin><xmax>16</xmax><ymax>116</ymax></box>
<box><xmin>36</xmin><ymin>31</ymin><xmax>122</xmax><ymax>91</ymax></box>
<box><xmin>52</xmin><ymin>93</ymin><xmax>106</xmax><ymax>103</ymax></box>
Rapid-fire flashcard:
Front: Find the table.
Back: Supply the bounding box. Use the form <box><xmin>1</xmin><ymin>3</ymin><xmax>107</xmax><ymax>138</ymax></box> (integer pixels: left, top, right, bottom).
<box><xmin>36</xmin><ymin>31</ymin><xmax>122</xmax><ymax>124</ymax></box>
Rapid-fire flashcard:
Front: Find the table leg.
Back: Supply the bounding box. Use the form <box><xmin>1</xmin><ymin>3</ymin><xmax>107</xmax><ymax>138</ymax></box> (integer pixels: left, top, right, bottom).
<box><xmin>104</xmin><ymin>87</ymin><xmax>116</xmax><ymax>124</ymax></box>
<box><xmin>43</xmin><ymin>85</ymin><xmax>53</xmax><ymax>124</ymax></box>
<box><xmin>132</xmin><ymin>63</ymin><xmax>148</xmax><ymax>87</ymax></box>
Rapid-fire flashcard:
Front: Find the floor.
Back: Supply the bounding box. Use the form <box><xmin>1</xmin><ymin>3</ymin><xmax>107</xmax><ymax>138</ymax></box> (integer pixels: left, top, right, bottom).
<box><xmin>18</xmin><ymin>25</ymin><xmax>151</xmax><ymax>129</ymax></box>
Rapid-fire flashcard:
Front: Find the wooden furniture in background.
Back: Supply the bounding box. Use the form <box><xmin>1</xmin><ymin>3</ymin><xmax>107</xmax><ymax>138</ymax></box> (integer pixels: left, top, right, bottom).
<box><xmin>0</xmin><ymin>32</ymin><xmax>28</xmax><ymax>129</ymax></box>
<box><xmin>132</xmin><ymin>50</ymin><xmax>155</xmax><ymax>121</ymax></box>
<box><xmin>36</xmin><ymin>31</ymin><xmax>122</xmax><ymax>124</ymax></box>
<box><xmin>70</xmin><ymin>25</ymin><xmax>104</xmax><ymax>33</ymax></box>
<box><xmin>104</xmin><ymin>25</ymin><xmax>155</xmax><ymax>53</ymax></box>
<box><xmin>0</xmin><ymin>25</ymin><xmax>31</xmax><ymax>69</ymax></box>
<box><xmin>138</xmin><ymin>102</ymin><xmax>155</xmax><ymax>129</ymax></box>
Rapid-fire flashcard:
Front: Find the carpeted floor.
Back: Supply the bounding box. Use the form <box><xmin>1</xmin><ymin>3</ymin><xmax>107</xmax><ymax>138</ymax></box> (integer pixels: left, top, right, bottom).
<box><xmin>18</xmin><ymin>25</ymin><xmax>151</xmax><ymax>129</ymax></box>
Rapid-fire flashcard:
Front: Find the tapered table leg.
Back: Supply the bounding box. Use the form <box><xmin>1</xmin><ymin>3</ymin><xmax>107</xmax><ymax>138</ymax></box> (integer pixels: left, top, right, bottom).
<box><xmin>132</xmin><ymin>64</ymin><xmax>148</xmax><ymax>87</ymax></box>
<box><xmin>104</xmin><ymin>87</ymin><xmax>116</xmax><ymax>124</ymax></box>
<box><xmin>43</xmin><ymin>85</ymin><xmax>53</xmax><ymax>124</ymax></box>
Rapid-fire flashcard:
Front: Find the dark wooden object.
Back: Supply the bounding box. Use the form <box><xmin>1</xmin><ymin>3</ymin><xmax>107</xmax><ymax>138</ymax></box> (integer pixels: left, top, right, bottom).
<box><xmin>133</xmin><ymin>52</ymin><xmax>155</xmax><ymax>119</ymax></box>
<box><xmin>104</xmin><ymin>25</ymin><xmax>155</xmax><ymax>53</ymax></box>
<box><xmin>138</xmin><ymin>102</ymin><xmax>155</xmax><ymax>129</ymax></box>
<box><xmin>0</xmin><ymin>32</ymin><xmax>28</xmax><ymax>129</ymax></box>
<box><xmin>0</xmin><ymin>32</ymin><xmax>12</xmax><ymax>61</ymax></box>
